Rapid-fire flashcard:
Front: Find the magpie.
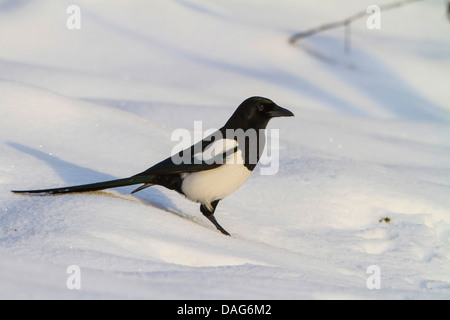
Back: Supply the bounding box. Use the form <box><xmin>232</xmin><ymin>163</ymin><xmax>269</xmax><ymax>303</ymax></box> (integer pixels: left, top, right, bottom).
<box><xmin>12</xmin><ymin>97</ymin><xmax>294</xmax><ymax>236</ymax></box>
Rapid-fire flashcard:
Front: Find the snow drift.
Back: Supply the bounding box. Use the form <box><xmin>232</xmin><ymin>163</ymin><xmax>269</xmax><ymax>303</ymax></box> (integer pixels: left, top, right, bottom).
<box><xmin>0</xmin><ymin>0</ymin><xmax>449</xmax><ymax>299</ymax></box>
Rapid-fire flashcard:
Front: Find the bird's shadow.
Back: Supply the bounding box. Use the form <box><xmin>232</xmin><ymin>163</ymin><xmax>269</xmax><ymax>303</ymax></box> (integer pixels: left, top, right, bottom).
<box><xmin>7</xmin><ymin>142</ymin><xmax>192</xmax><ymax>220</ymax></box>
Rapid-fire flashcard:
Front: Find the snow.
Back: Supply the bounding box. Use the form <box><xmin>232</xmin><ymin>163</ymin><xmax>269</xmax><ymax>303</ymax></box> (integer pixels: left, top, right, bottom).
<box><xmin>1</xmin><ymin>0</ymin><xmax>450</xmax><ymax>299</ymax></box>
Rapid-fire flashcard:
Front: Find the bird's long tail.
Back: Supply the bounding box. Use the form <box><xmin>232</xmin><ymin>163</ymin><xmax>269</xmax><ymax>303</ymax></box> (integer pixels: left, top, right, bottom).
<box><xmin>11</xmin><ymin>175</ymin><xmax>154</xmax><ymax>195</ymax></box>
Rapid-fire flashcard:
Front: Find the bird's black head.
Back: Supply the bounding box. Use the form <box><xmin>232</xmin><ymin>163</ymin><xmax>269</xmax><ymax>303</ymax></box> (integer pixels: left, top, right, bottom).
<box><xmin>224</xmin><ymin>97</ymin><xmax>294</xmax><ymax>130</ymax></box>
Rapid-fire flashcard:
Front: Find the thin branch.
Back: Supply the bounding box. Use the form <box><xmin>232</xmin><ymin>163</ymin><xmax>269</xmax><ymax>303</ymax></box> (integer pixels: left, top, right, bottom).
<box><xmin>289</xmin><ymin>0</ymin><xmax>429</xmax><ymax>44</ymax></box>
<box><xmin>447</xmin><ymin>0</ymin><xmax>450</xmax><ymax>20</ymax></box>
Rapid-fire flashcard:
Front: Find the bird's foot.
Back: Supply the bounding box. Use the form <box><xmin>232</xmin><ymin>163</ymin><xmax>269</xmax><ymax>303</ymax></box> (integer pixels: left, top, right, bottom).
<box><xmin>205</xmin><ymin>214</ymin><xmax>231</xmax><ymax>236</ymax></box>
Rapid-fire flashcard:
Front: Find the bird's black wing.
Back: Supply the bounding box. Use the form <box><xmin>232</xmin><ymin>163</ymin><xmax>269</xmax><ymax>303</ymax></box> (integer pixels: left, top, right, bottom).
<box><xmin>134</xmin><ymin>129</ymin><xmax>237</xmax><ymax>177</ymax></box>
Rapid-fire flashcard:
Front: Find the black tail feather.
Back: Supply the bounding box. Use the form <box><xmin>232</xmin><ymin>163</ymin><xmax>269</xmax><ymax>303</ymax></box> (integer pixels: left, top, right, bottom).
<box><xmin>11</xmin><ymin>175</ymin><xmax>154</xmax><ymax>195</ymax></box>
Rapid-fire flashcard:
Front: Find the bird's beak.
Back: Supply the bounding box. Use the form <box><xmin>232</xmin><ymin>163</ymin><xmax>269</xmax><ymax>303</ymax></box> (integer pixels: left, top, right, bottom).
<box><xmin>268</xmin><ymin>105</ymin><xmax>294</xmax><ymax>118</ymax></box>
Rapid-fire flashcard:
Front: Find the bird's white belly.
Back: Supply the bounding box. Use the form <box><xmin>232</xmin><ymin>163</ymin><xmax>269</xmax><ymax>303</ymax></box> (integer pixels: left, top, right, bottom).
<box><xmin>181</xmin><ymin>150</ymin><xmax>252</xmax><ymax>210</ymax></box>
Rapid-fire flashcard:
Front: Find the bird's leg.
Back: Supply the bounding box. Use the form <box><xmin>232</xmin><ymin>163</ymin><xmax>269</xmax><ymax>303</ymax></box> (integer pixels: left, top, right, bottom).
<box><xmin>200</xmin><ymin>200</ymin><xmax>230</xmax><ymax>236</ymax></box>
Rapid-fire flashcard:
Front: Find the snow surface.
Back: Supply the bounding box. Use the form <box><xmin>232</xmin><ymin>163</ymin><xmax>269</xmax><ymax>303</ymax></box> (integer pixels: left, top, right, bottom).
<box><xmin>1</xmin><ymin>0</ymin><xmax>450</xmax><ymax>299</ymax></box>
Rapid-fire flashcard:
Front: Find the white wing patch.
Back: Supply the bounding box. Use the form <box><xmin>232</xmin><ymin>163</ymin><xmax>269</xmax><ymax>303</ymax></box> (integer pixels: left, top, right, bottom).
<box><xmin>193</xmin><ymin>138</ymin><xmax>240</xmax><ymax>164</ymax></box>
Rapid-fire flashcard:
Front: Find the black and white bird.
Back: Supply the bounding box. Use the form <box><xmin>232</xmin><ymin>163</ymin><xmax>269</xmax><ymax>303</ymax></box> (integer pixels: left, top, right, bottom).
<box><xmin>12</xmin><ymin>97</ymin><xmax>294</xmax><ymax>236</ymax></box>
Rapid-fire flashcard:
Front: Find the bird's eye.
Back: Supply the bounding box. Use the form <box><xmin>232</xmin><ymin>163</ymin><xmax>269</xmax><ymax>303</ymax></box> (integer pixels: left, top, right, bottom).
<box><xmin>258</xmin><ymin>105</ymin><xmax>265</xmax><ymax>112</ymax></box>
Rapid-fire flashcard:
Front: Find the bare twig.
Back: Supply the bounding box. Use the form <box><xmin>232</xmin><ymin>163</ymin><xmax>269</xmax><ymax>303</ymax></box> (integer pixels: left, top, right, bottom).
<box><xmin>289</xmin><ymin>0</ymin><xmax>429</xmax><ymax>44</ymax></box>
<box><xmin>447</xmin><ymin>0</ymin><xmax>450</xmax><ymax>20</ymax></box>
